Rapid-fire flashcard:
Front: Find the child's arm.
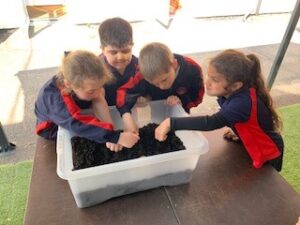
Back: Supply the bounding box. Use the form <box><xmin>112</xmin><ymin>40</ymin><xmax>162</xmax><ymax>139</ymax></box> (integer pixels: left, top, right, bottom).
<box><xmin>122</xmin><ymin>112</ymin><xmax>138</xmax><ymax>133</ymax></box>
<box><xmin>92</xmin><ymin>88</ymin><xmax>113</xmax><ymax>124</ymax></box>
<box><xmin>37</xmin><ymin>89</ymin><xmax>121</xmax><ymax>144</ymax></box>
<box><xmin>92</xmin><ymin>88</ymin><xmax>140</xmax><ymax>150</ymax></box>
<box><xmin>116</xmin><ymin>72</ymin><xmax>147</xmax><ymax>115</ymax></box>
<box><xmin>136</xmin><ymin>95</ymin><xmax>151</xmax><ymax>107</ymax></box>
<box><xmin>93</xmin><ymin>91</ymin><xmax>124</xmax><ymax>152</ymax></box>
<box><xmin>155</xmin><ymin>113</ymin><xmax>227</xmax><ymax>141</ymax></box>
<box><xmin>116</xmin><ymin>73</ymin><xmax>149</xmax><ymax>133</ymax></box>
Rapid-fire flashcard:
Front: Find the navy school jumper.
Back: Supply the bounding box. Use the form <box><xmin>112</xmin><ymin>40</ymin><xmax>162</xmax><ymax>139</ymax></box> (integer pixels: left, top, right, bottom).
<box><xmin>34</xmin><ymin>76</ymin><xmax>120</xmax><ymax>143</ymax></box>
<box><xmin>101</xmin><ymin>54</ymin><xmax>139</xmax><ymax>106</ymax></box>
<box><xmin>171</xmin><ymin>88</ymin><xmax>284</xmax><ymax>171</ymax></box>
<box><xmin>116</xmin><ymin>54</ymin><xmax>205</xmax><ymax>115</ymax></box>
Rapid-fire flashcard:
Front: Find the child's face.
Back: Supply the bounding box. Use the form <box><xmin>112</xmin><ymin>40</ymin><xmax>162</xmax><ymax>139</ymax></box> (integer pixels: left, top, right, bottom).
<box><xmin>150</xmin><ymin>70</ymin><xmax>176</xmax><ymax>90</ymax></box>
<box><xmin>70</xmin><ymin>78</ymin><xmax>104</xmax><ymax>101</ymax></box>
<box><xmin>205</xmin><ymin>65</ymin><xmax>231</xmax><ymax>97</ymax></box>
<box><xmin>101</xmin><ymin>44</ymin><xmax>133</xmax><ymax>74</ymax></box>
<box><xmin>148</xmin><ymin>61</ymin><xmax>177</xmax><ymax>90</ymax></box>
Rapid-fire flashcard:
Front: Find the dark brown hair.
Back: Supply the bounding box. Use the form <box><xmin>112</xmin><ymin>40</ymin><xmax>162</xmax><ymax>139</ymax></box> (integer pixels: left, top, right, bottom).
<box><xmin>98</xmin><ymin>17</ymin><xmax>133</xmax><ymax>48</ymax></box>
<box><xmin>210</xmin><ymin>49</ymin><xmax>282</xmax><ymax>131</ymax></box>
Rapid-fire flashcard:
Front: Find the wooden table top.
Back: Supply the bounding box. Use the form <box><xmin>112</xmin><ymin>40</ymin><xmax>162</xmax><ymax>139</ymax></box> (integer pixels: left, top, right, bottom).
<box><xmin>24</xmin><ymin>129</ymin><xmax>300</xmax><ymax>225</ymax></box>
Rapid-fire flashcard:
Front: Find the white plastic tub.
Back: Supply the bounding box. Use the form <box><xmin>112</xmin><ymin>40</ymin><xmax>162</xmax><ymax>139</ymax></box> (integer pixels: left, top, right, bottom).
<box><xmin>56</xmin><ymin>100</ymin><xmax>209</xmax><ymax>208</ymax></box>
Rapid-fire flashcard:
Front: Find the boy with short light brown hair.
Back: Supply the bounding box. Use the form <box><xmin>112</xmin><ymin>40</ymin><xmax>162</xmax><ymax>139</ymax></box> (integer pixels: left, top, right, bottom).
<box><xmin>116</xmin><ymin>42</ymin><xmax>205</xmax><ymax>132</ymax></box>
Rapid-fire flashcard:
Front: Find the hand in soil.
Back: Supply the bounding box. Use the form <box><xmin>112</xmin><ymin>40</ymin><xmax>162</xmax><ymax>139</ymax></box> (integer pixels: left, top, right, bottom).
<box><xmin>106</xmin><ymin>142</ymin><xmax>123</xmax><ymax>152</ymax></box>
<box><xmin>117</xmin><ymin>131</ymin><xmax>140</xmax><ymax>148</ymax></box>
<box><xmin>155</xmin><ymin>118</ymin><xmax>171</xmax><ymax>142</ymax></box>
<box><xmin>71</xmin><ymin>123</ymin><xmax>185</xmax><ymax>170</ymax></box>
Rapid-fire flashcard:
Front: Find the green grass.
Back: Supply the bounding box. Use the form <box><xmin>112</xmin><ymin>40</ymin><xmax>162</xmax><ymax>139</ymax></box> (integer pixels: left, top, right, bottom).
<box><xmin>0</xmin><ymin>104</ymin><xmax>299</xmax><ymax>224</ymax></box>
<box><xmin>0</xmin><ymin>161</ymin><xmax>32</xmax><ymax>225</ymax></box>
<box><xmin>279</xmin><ymin>103</ymin><xmax>300</xmax><ymax>193</ymax></box>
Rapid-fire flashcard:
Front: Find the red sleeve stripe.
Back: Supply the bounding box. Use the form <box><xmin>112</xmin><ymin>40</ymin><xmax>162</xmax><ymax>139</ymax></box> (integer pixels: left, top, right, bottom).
<box><xmin>61</xmin><ymin>92</ymin><xmax>114</xmax><ymax>131</ymax></box>
<box><xmin>36</xmin><ymin>121</ymin><xmax>53</xmax><ymax>134</ymax></box>
<box><xmin>116</xmin><ymin>72</ymin><xmax>143</xmax><ymax>108</ymax></box>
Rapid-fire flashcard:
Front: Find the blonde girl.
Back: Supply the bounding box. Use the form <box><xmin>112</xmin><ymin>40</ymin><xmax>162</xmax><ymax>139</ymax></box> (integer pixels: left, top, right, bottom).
<box><xmin>35</xmin><ymin>50</ymin><xmax>139</xmax><ymax>152</ymax></box>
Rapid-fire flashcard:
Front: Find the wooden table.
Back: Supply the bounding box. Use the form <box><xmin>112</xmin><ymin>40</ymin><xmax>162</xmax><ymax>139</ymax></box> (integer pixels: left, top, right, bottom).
<box><xmin>24</xmin><ymin>129</ymin><xmax>300</xmax><ymax>225</ymax></box>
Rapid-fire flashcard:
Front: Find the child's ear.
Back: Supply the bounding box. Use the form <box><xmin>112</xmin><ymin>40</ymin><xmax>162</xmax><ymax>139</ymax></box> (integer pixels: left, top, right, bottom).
<box><xmin>64</xmin><ymin>79</ymin><xmax>71</xmax><ymax>88</ymax></box>
<box><xmin>231</xmin><ymin>81</ymin><xmax>243</xmax><ymax>92</ymax></box>
<box><xmin>172</xmin><ymin>58</ymin><xmax>178</xmax><ymax>69</ymax></box>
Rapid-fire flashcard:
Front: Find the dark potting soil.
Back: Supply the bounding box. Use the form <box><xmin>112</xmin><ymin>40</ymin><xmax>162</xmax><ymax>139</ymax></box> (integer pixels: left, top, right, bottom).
<box><xmin>71</xmin><ymin>123</ymin><xmax>185</xmax><ymax>170</ymax></box>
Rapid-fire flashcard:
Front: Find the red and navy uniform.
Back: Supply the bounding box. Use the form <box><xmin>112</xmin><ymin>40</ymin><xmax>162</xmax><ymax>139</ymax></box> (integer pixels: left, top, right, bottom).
<box><xmin>171</xmin><ymin>88</ymin><xmax>284</xmax><ymax>171</ymax></box>
<box><xmin>116</xmin><ymin>54</ymin><xmax>204</xmax><ymax>115</ymax></box>
<box><xmin>101</xmin><ymin>54</ymin><xmax>139</xmax><ymax>106</ymax></box>
<box><xmin>34</xmin><ymin>76</ymin><xmax>120</xmax><ymax>143</ymax></box>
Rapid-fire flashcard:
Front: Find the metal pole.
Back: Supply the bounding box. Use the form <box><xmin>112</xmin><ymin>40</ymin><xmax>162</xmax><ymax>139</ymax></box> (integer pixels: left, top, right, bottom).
<box><xmin>255</xmin><ymin>0</ymin><xmax>262</xmax><ymax>15</ymax></box>
<box><xmin>243</xmin><ymin>0</ymin><xmax>262</xmax><ymax>21</ymax></box>
<box><xmin>267</xmin><ymin>0</ymin><xmax>300</xmax><ymax>89</ymax></box>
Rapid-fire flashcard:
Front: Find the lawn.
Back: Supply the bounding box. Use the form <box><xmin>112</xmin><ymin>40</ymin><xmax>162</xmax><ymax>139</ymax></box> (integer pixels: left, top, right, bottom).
<box><xmin>279</xmin><ymin>103</ymin><xmax>300</xmax><ymax>193</ymax></box>
<box><xmin>0</xmin><ymin>161</ymin><xmax>32</xmax><ymax>225</ymax></box>
<box><xmin>0</xmin><ymin>103</ymin><xmax>299</xmax><ymax>225</ymax></box>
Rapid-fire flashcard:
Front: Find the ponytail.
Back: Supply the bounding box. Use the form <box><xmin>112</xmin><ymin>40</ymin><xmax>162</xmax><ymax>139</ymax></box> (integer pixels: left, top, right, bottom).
<box><xmin>247</xmin><ymin>54</ymin><xmax>282</xmax><ymax>132</ymax></box>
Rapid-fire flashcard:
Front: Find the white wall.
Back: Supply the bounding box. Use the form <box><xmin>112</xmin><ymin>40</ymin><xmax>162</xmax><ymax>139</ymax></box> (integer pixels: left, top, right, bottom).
<box><xmin>25</xmin><ymin>0</ymin><xmax>65</xmax><ymax>6</ymax></box>
<box><xmin>65</xmin><ymin>0</ymin><xmax>297</xmax><ymax>24</ymax></box>
<box><xmin>178</xmin><ymin>0</ymin><xmax>297</xmax><ymax>17</ymax></box>
<box><xmin>0</xmin><ymin>1</ymin><xmax>28</xmax><ymax>29</ymax></box>
<box><xmin>0</xmin><ymin>0</ymin><xmax>297</xmax><ymax>28</ymax></box>
<box><xmin>65</xmin><ymin>0</ymin><xmax>169</xmax><ymax>24</ymax></box>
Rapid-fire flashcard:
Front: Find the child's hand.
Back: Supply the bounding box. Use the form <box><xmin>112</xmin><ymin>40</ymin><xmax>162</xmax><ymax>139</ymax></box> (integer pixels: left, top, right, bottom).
<box><xmin>136</xmin><ymin>96</ymin><xmax>150</xmax><ymax>107</ymax></box>
<box><xmin>118</xmin><ymin>131</ymin><xmax>140</xmax><ymax>148</ymax></box>
<box><xmin>296</xmin><ymin>216</ymin><xmax>300</xmax><ymax>225</ymax></box>
<box><xmin>166</xmin><ymin>95</ymin><xmax>181</xmax><ymax>106</ymax></box>
<box><xmin>106</xmin><ymin>142</ymin><xmax>123</xmax><ymax>152</ymax></box>
<box><xmin>155</xmin><ymin>118</ymin><xmax>171</xmax><ymax>142</ymax></box>
<box><xmin>223</xmin><ymin>129</ymin><xmax>240</xmax><ymax>142</ymax></box>
<box><xmin>122</xmin><ymin>112</ymin><xmax>138</xmax><ymax>133</ymax></box>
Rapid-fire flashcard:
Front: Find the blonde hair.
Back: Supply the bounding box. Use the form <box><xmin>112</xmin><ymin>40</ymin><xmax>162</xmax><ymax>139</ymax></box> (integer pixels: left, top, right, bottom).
<box><xmin>57</xmin><ymin>50</ymin><xmax>111</xmax><ymax>93</ymax></box>
<box><xmin>139</xmin><ymin>42</ymin><xmax>174</xmax><ymax>81</ymax></box>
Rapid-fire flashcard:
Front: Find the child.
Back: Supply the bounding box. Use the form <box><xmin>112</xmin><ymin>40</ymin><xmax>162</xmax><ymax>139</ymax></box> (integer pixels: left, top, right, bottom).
<box><xmin>98</xmin><ymin>17</ymin><xmax>138</xmax><ymax>106</ymax></box>
<box><xmin>34</xmin><ymin>50</ymin><xmax>139</xmax><ymax>152</ymax></box>
<box><xmin>116</xmin><ymin>42</ymin><xmax>205</xmax><ymax>132</ymax></box>
<box><xmin>155</xmin><ymin>49</ymin><xmax>284</xmax><ymax>171</ymax></box>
